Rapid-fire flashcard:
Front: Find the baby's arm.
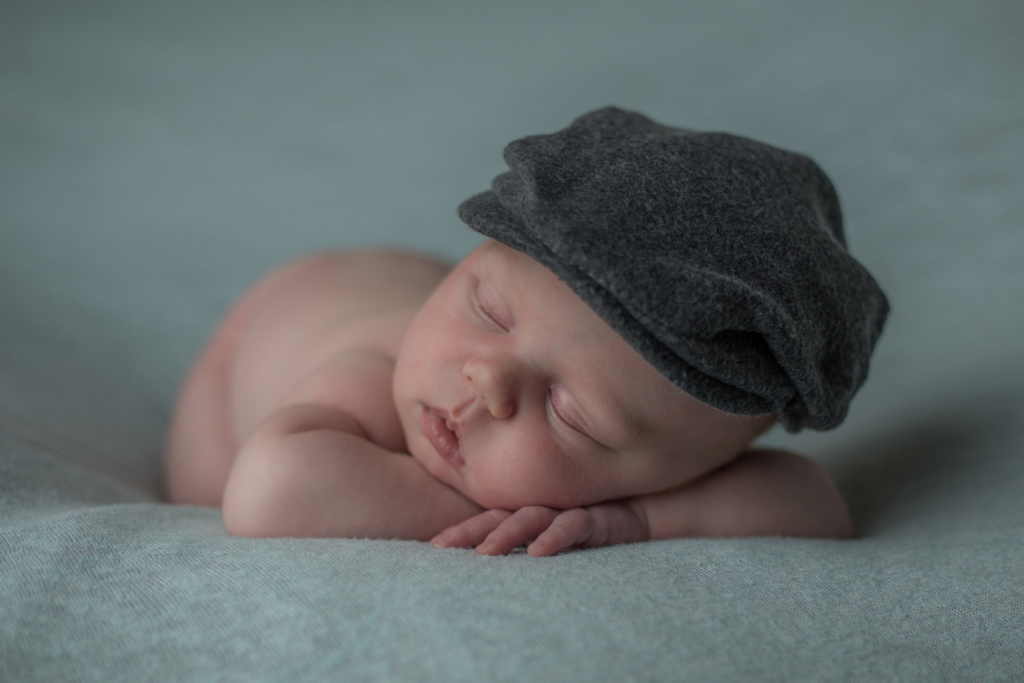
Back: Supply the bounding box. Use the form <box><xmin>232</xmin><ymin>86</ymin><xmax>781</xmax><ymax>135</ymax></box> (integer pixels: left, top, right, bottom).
<box><xmin>629</xmin><ymin>448</ymin><xmax>852</xmax><ymax>542</ymax></box>
<box><xmin>433</xmin><ymin>449</ymin><xmax>850</xmax><ymax>556</ymax></box>
<box><xmin>222</xmin><ymin>354</ymin><xmax>483</xmax><ymax>540</ymax></box>
<box><xmin>223</xmin><ymin>403</ymin><xmax>484</xmax><ymax>539</ymax></box>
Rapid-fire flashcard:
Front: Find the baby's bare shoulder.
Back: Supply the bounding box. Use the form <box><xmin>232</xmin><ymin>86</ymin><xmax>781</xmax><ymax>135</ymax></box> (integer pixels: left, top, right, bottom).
<box><xmin>227</xmin><ymin>249</ymin><xmax>449</xmax><ymax>442</ymax></box>
<box><xmin>289</xmin><ymin>248</ymin><xmax>452</xmax><ymax>278</ymax></box>
<box><xmin>285</xmin><ymin>346</ymin><xmax>408</xmax><ymax>450</ymax></box>
<box><xmin>238</xmin><ymin>249</ymin><xmax>450</xmax><ymax>350</ymax></box>
<box><xmin>261</xmin><ymin>249</ymin><xmax>451</xmax><ymax>306</ymax></box>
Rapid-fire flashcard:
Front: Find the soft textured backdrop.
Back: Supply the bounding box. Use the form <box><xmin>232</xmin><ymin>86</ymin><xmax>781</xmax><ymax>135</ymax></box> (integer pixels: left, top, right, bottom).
<box><xmin>2</xmin><ymin>1</ymin><xmax>1022</xmax><ymax>680</ymax></box>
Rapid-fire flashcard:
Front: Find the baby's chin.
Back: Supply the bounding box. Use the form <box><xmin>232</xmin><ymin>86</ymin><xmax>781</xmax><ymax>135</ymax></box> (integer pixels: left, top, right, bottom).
<box><xmin>403</xmin><ymin>429</ymin><xmax>609</xmax><ymax>510</ymax></box>
<box><xmin>457</xmin><ymin>479</ymin><xmax>606</xmax><ymax>512</ymax></box>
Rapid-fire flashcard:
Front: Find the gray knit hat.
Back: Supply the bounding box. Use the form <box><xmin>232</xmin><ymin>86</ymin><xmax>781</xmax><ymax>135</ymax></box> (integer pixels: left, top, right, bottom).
<box><xmin>457</xmin><ymin>107</ymin><xmax>889</xmax><ymax>431</ymax></box>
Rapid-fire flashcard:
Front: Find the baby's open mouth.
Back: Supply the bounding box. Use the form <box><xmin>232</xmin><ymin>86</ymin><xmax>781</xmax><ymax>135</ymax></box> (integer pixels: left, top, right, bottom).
<box><xmin>421</xmin><ymin>407</ymin><xmax>465</xmax><ymax>468</ymax></box>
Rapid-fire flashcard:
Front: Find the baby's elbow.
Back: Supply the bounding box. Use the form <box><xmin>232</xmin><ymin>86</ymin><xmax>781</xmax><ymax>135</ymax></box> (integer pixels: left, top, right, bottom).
<box><xmin>742</xmin><ymin>449</ymin><xmax>853</xmax><ymax>540</ymax></box>
<box><xmin>814</xmin><ymin>489</ymin><xmax>853</xmax><ymax>540</ymax></box>
<box><xmin>788</xmin><ymin>453</ymin><xmax>853</xmax><ymax>540</ymax></box>
<box><xmin>221</xmin><ymin>438</ymin><xmax>300</xmax><ymax>538</ymax></box>
<box><xmin>222</xmin><ymin>490</ymin><xmax>280</xmax><ymax>539</ymax></box>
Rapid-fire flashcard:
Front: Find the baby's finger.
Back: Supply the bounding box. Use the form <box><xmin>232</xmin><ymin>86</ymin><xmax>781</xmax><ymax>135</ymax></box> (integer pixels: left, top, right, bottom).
<box><xmin>431</xmin><ymin>509</ymin><xmax>512</xmax><ymax>549</ymax></box>
<box><xmin>475</xmin><ymin>506</ymin><xmax>560</xmax><ymax>556</ymax></box>
<box><xmin>527</xmin><ymin>509</ymin><xmax>594</xmax><ymax>557</ymax></box>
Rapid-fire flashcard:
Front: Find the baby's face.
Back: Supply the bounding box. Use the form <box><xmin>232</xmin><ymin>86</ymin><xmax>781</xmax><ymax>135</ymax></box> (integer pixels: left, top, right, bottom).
<box><xmin>393</xmin><ymin>241</ymin><xmax>772</xmax><ymax>511</ymax></box>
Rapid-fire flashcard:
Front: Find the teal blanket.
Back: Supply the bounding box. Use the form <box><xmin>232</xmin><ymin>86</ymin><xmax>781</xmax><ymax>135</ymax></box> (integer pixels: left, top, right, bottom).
<box><xmin>2</xmin><ymin>0</ymin><xmax>1022</xmax><ymax>679</ymax></box>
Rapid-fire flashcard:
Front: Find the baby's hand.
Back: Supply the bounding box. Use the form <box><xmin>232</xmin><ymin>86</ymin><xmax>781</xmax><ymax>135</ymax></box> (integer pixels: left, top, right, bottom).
<box><xmin>430</xmin><ymin>502</ymin><xmax>648</xmax><ymax>557</ymax></box>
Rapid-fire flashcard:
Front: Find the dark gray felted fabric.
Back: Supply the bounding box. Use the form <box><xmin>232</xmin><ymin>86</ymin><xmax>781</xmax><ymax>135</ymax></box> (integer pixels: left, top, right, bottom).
<box><xmin>458</xmin><ymin>107</ymin><xmax>889</xmax><ymax>431</ymax></box>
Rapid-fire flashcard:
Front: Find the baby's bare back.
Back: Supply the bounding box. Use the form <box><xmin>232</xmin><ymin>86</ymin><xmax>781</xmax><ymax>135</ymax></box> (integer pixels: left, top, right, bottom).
<box><xmin>229</xmin><ymin>250</ymin><xmax>450</xmax><ymax>444</ymax></box>
<box><xmin>165</xmin><ymin>249</ymin><xmax>449</xmax><ymax>506</ymax></box>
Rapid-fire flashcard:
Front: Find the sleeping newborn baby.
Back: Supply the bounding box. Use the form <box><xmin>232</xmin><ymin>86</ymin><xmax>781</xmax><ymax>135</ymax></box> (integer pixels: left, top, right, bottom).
<box><xmin>164</xmin><ymin>107</ymin><xmax>889</xmax><ymax>556</ymax></box>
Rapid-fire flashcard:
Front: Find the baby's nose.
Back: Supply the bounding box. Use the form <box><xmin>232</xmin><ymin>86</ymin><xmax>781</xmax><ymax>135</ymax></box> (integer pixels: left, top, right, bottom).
<box><xmin>462</xmin><ymin>356</ymin><xmax>516</xmax><ymax>420</ymax></box>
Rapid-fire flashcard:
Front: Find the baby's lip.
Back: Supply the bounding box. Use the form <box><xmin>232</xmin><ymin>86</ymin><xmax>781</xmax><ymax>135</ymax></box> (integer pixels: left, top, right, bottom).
<box><xmin>421</xmin><ymin>407</ymin><xmax>465</xmax><ymax>468</ymax></box>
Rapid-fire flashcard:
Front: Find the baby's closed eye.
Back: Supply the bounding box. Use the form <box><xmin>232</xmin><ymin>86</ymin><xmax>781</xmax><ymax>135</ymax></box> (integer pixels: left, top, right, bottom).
<box><xmin>471</xmin><ymin>277</ymin><xmax>514</xmax><ymax>331</ymax></box>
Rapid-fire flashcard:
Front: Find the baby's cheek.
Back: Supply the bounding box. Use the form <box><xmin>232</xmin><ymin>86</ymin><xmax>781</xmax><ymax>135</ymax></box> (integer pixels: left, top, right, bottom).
<box><xmin>474</xmin><ymin>451</ymin><xmax>599</xmax><ymax>510</ymax></box>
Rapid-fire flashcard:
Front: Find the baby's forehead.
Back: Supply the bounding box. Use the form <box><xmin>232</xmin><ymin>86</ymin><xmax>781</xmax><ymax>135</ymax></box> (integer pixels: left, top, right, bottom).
<box><xmin>473</xmin><ymin>242</ymin><xmax>612</xmax><ymax>328</ymax></box>
<box><xmin>470</xmin><ymin>241</ymin><xmax>671</xmax><ymax>395</ymax></box>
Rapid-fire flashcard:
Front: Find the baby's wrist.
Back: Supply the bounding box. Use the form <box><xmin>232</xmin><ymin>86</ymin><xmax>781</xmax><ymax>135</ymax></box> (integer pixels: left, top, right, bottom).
<box><xmin>586</xmin><ymin>499</ymin><xmax>650</xmax><ymax>546</ymax></box>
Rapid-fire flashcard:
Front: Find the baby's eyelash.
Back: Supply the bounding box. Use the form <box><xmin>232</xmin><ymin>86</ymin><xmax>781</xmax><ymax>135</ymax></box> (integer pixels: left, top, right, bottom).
<box><xmin>473</xmin><ymin>296</ymin><xmax>504</xmax><ymax>330</ymax></box>
<box><xmin>548</xmin><ymin>389</ymin><xmax>582</xmax><ymax>433</ymax></box>
<box><xmin>472</xmin><ymin>289</ymin><xmax>510</xmax><ymax>331</ymax></box>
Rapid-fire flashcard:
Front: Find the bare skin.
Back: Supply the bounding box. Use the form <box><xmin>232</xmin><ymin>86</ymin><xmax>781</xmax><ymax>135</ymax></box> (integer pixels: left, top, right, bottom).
<box><xmin>165</xmin><ymin>241</ymin><xmax>851</xmax><ymax>556</ymax></box>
